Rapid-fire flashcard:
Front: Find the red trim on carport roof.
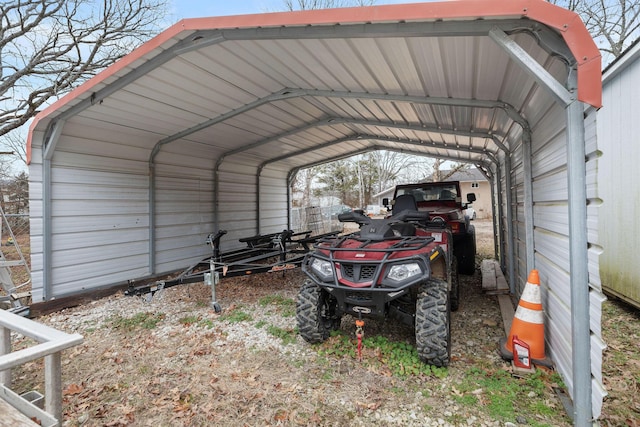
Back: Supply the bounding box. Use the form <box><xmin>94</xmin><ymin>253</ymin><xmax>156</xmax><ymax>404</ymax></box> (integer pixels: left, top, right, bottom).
<box><xmin>26</xmin><ymin>0</ymin><xmax>601</xmax><ymax>164</ymax></box>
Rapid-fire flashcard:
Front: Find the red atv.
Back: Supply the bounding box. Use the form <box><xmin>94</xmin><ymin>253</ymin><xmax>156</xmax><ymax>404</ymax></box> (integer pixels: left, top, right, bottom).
<box><xmin>383</xmin><ymin>181</ymin><xmax>476</xmax><ymax>275</ymax></box>
<box><xmin>296</xmin><ymin>195</ymin><xmax>458</xmax><ymax>367</ymax></box>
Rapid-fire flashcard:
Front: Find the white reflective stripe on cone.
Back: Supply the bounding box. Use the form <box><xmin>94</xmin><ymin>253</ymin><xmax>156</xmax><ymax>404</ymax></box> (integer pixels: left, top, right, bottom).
<box><xmin>514</xmin><ymin>306</ymin><xmax>544</xmax><ymax>324</ymax></box>
<box><xmin>520</xmin><ymin>282</ymin><xmax>541</xmax><ymax>303</ymax></box>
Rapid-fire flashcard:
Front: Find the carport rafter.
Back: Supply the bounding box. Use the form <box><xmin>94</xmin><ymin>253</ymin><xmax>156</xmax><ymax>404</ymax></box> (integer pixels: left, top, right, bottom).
<box><xmin>284</xmin><ymin>144</ymin><xmax>495</xmax><ymax>229</ymax></box>
<box><xmin>150</xmin><ymin>89</ymin><xmax>523</xmax><ymax>162</ymax></box>
<box><xmin>214</xmin><ymin>113</ymin><xmax>512</xmax><ymax>233</ymax></box>
<box><xmin>35</xmin><ymin>17</ymin><xmax>564</xmax><ymax>157</ymax></box>
<box><xmin>258</xmin><ymin>134</ymin><xmax>498</xmax><ymax>233</ymax></box>
<box><xmin>257</xmin><ymin>133</ymin><xmax>499</xmax><ymax>231</ymax></box>
<box><xmin>216</xmin><ymin>116</ymin><xmax>507</xmax><ymax>161</ymax></box>
<box><xmin>259</xmin><ymin>133</ymin><xmax>499</xmax><ymax>173</ymax></box>
<box><xmin>287</xmin><ymin>145</ymin><xmax>494</xmax><ymax>194</ymax></box>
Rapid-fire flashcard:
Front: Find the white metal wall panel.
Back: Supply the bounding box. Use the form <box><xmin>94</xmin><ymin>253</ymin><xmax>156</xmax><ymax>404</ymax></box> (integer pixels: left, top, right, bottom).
<box><xmin>598</xmin><ymin>45</ymin><xmax>640</xmax><ymax>307</ymax></box>
<box><xmin>39</xmin><ymin>167</ymin><xmax>150</xmax><ymax>298</ymax></box>
<box><xmin>259</xmin><ymin>166</ymin><xmax>290</xmax><ymax>233</ymax></box>
<box><xmin>525</xmin><ymin>98</ymin><xmax>604</xmax><ymax>418</ymax></box>
<box><xmin>584</xmin><ymin>104</ymin><xmax>606</xmax><ymax>417</ymax></box>
<box><xmin>153</xmin><ymin>174</ymin><xmax>214</xmax><ymax>274</ymax></box>
<box><xmin>216</xmin><ymin>161</ymin><xmax>262</xmax><ymax>247</ymax></box>
<box><xmin>28</xmin><ymin>142</ymin><xmax>45</xmax><ymax>302</ymax></box>
<box><xmin>529</xmin><ymin>101</ymin><xmax>575</xmax><ymax>406</ymax></box>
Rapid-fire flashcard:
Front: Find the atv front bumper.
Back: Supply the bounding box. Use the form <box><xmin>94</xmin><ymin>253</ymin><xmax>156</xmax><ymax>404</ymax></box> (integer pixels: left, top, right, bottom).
<box><xmin>302</xmin><ymin>253</ymin><xmax>434</xmax><ymax>319</ymax></box>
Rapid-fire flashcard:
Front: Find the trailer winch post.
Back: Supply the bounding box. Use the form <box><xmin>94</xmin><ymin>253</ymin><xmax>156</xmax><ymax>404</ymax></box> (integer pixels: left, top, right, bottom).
<box><xmin>206</xmin><ymin>259</ymin><xmax>222</xmax><ymax>313</ymax></box>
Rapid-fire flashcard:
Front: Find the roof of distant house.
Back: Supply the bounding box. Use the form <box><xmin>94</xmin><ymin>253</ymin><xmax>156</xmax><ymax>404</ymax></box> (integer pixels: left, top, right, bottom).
<box><xmin>425</xmin><ymin>168</ymin><xmax>488</xmax><ymax>183</ymax></box>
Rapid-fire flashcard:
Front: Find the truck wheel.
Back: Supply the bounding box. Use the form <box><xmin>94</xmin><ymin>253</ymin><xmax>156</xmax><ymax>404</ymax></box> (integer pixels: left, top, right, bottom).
<box><xmin>415</xmin><ymin>279</ymin><xmax>451</xmax><ymax>367</ymax></box>
<box><xmin>450</xmin><ymin>258</ymin><xmax>460</xmax><ymax>312</ymax></box>
<box><xmin>457</xmin><ymin>226</ymin><xmax>476</xmax><ymax>275</ymax></box>
<box><xmin>296</xmin><ymin>279</ymin><xmax>340</xmax><ymax>343</ymax></box>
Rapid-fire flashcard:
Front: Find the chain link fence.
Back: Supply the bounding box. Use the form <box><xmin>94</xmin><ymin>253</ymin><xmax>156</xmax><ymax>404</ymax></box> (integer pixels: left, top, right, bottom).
<box><xmin>290</xmin><ymin>206</ymin><xmax>345</xmax><ymax>235</ymax></box>
<box><xmin>0</xmin><ymin>210</ymin><xmax>31</xmax><ymax>309</ymax></box>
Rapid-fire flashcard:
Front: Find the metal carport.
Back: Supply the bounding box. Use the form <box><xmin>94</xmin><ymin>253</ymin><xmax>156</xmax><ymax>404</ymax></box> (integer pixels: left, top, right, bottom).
<box><xmin>27</xmin><ymin>0</ymin><xmax>603</xmax><ymax>424</ymax></box>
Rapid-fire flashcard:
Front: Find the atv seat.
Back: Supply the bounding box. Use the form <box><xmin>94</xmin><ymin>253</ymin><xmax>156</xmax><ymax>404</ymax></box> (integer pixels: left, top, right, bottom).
<box><xmin>392</xmin><ymin>194</ymin><xmax>418</xmax><ymax>215</ymax></box>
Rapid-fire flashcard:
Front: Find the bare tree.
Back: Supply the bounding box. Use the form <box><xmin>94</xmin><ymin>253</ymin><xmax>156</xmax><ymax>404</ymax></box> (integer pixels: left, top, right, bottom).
<box><xmin>0</xmin><ymin>132</ymin><xmax>26</xmax><ymax>165</ymax></box>
<box><xmin>291</xmin><ymin>167</ymin><xmax>318</xmax><ymax>207</ymax></box>
<box><xmin>0</xmin><ymin>0</ymin><xmax>168</xmax><ymax>138</ymax></box>
<box><xmin>429</xmin><ymin>159</ymin><xmax>469</xmax><ymax>182</ymax></box>
<box><xmin>284</xmin><ymin>0</ymin><xmax>375</xmax><ymax>11</ymax></box>
<box><xmin>552</xmin><ymin>0</ymin><xmax>640</xmax><ymax>63</ymax></box>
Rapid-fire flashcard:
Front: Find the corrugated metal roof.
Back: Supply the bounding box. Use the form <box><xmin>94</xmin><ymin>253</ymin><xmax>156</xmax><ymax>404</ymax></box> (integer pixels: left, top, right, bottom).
<box><xmin>28</xmin><ymin>0</ymin><xmax>600</xmax><ymax>173</ymax></box>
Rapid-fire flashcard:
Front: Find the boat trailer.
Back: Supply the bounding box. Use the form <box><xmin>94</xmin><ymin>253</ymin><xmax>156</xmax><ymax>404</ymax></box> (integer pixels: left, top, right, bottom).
<box><xmin>124</xmin><ymin>228</ymin><xmax>339</xmax><ymax>312</ymax></box>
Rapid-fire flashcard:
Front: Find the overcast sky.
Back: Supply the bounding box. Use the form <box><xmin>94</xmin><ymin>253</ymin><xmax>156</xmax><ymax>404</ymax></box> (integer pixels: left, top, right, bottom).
<box><xmin>170</xmin><ymin>0</ymin><xmax>425</xmax><ymax>20</ymax></box>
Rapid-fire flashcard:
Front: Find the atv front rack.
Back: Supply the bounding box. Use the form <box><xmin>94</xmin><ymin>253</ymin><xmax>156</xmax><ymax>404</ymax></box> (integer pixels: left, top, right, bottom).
<box><xmin>314</xmin><ymin>232</ymin><xmax>436</xmax><ymax>252</ymax></box>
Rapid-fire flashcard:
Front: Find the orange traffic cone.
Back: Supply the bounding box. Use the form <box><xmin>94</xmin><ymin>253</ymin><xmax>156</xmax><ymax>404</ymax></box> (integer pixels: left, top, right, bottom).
<box><xmin>499</xmin><ymin>269</ymin><xmax>552</xmax><ymax>367</ymax></box>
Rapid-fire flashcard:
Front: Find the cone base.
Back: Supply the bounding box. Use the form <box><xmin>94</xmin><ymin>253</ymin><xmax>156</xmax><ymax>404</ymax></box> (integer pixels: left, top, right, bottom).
<box><xmin>498</xmin><ymin>337</ymin><xmax>553</xmax><ymax>368</ymax></box>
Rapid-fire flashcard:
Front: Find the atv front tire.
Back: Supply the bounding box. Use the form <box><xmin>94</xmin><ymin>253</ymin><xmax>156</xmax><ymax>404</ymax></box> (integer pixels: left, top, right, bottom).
<box><xmin>296</xmin><ymin>279</ymin><xmax>340</xmax><ymax>343</ymax></box>
<box><xmin>415</xmin><ymin>279</ymin><xmax>451</xmax><ymax>367</ymax></box>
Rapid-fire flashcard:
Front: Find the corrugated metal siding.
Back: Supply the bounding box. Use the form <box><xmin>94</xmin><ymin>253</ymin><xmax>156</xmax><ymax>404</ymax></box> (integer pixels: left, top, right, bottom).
<box><xmin>529</xmin><ymin>98</ymin><xmax>576</xmax><ymax>406</ymax></box>
<box><xmin>516</xmin><ymin>98</ymin><xmax>604</xmax><ymax>418</ymax></box>
<box><xmin>29</xmin><ymin>140</ymin><xmax>151</xmax><ymax>298</ymax></box>
<box><xmin>259</xmin><ymin>167</ymin><xmax>290</xmax><ymax>232</ymax></box>
<box><xmin>598</xmin><ymin>46</ymin><xmax>640</xmax><ymax>307</ymax></box>
<box><xmin>28</xmin><ymin>139</ymin><xmax>45</xmax><ymax>302</ymax></box>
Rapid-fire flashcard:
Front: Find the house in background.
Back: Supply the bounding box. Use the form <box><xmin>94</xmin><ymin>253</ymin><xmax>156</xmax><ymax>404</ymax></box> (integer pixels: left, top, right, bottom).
<box><xmin>374</xmin><ymin>168</ymin><xmax>490</xmax><ymax>219</ymax></box>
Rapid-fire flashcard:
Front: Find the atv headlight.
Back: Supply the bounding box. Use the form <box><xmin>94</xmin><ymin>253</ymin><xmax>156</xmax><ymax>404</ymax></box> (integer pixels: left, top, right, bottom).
<box><xmin>387</xmin><ymin>263</ymin><xmax>422</xmax><ymax>282</ymax></box>
<box><xmin>310</xmin><ymin>258</ymin><xmax>334</xmax><ymax>280</ymax></box>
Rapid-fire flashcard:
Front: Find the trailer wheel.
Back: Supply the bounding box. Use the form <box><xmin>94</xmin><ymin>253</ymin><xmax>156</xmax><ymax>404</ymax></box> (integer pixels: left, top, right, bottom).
<box><xmin>296</xmin><ymin>279</ymin><xmax>340</xmax><ymax>343</ymax></box>
<box><xmin>415</xmin><ymin>279</ymin><xmax>451</xmax><ymax>367</ymax></box>
<box><xmin>458</xmin><ymin>226</ymin><xmax>476</xmax><ymax>275</ymax></box>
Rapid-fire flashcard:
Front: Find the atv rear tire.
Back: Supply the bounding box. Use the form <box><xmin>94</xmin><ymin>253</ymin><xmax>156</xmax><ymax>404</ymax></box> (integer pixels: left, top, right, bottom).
<box><xmin>296</xmin><ymin>279</ymin><xmax>340</xmax><ymax>343</ymax></box>
<box><xmin>415</xmin><ymin>279</ymin><xmax>451</xmax><ymax>367</ymax></box>
<box><xmin>457</xmin><ymin>226</ymin><xmax>476</xmax><ymax>275</ymax></box>
<box><xmin>450</xmin><ymin>258</ymin><xmax>460</xmax><ymax>312</ymax></box>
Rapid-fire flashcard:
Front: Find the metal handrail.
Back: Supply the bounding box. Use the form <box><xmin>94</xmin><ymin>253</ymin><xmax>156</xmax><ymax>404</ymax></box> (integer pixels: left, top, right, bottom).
<box><xmin>0</xmin><ymin>309</ymin><xmax>83</xmax><ymax>425</ymax></box>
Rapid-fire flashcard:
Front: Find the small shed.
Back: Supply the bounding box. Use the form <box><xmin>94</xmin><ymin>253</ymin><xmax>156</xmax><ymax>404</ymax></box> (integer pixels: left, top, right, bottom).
<box><xmin>27</xmin><ymin>1</ymin><xmax>604</xmax><ymax>422</ymax></box>
<box><xmin>596</xmin><ymin>39</ymin><xmax>640</xmax><ymax>309</ymax></box>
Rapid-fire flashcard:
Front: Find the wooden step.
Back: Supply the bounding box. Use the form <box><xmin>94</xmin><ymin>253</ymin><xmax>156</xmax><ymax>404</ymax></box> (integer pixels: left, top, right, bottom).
<box><xmin>481</xmin><ymin>259</ymin><xmax>510</xmax><ymax>294</ymax></box>
<box><xmin>0</xmin><ymin>397</ymin><xmax>41</xmax><ymax>427</ymax></box>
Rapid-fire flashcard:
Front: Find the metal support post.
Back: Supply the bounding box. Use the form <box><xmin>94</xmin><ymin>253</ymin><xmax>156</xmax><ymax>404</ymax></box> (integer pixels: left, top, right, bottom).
<box><xmin>0</xmin><ymin>326</ymin><xmax>10</xmax><ymax>386</ymax></box>
<box><xmin>566</xmin><ymin>72</ymin><xmax>593</xmax><ymax>427</ymax></box>
<box><xmin>44</xmin><ymin>352</ymin><xmax>62</xmax><ymax>423</ymax></box>
<box><xmin>209</xmin><ymin>259</ymin><xmax>221</xmax><ymax>313</ymax></box>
